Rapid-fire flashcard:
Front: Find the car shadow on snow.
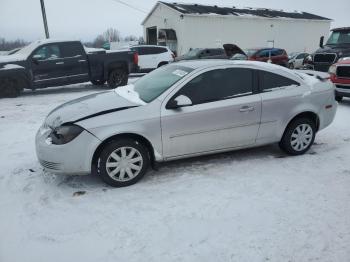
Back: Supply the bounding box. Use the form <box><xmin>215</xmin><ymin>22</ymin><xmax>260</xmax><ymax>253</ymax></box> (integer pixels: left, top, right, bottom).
<box><xmin>50</xmin><ymin>143</ymin><xmax>305</xmax><ymax>190</ymax></box>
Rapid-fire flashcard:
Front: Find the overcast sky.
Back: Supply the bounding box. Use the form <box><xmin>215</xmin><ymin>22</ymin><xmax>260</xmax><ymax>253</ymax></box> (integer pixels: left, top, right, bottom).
<box><xmin>0</xmin><ymin>0</ymin><xmax>348</xmax><ymax>41</ymax></box>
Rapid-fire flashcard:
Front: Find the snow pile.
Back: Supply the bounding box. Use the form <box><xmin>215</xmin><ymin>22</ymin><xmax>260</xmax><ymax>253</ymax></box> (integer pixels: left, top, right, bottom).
<box><xmin>0</xmin><ymin>81</ymin><xmax>349</xmax><ymax>261</ymax></box>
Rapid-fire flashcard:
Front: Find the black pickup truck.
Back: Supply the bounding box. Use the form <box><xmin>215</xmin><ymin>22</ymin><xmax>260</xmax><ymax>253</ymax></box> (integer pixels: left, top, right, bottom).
<box><xmin>0</xmin><ymin>39</ymin><xmax>139</xmax><ymax>97</ymax></box>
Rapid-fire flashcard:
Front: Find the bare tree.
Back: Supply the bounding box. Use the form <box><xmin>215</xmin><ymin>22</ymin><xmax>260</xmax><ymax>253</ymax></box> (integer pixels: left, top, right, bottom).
<box><xmin>0</xmin><ymin>37</ymin><xmax>28</xmax><ymax>51</ymax></box>
<box><xmin>103</xmin><ymin>28</ymin><xmax>121</xmax><ymax>42</ymax></box>
<box><xmin>124</xmin><ymin>35</ymin><xmax>138</xmax><ymax>42</ymax></box>
<box><xmin>92</xmin><ymin>34</ymin><xmax>105</xmax><ymax>48</ymax></box>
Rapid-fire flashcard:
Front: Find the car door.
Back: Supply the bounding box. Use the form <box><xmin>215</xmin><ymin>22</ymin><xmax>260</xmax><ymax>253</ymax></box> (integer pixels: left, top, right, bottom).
<box><xmin>161</xmin><ymin>67</ymin><xmax>262</xmax><ymax>159</ymax></box>
<box><xmin>295</xmin><ymin>53</ymin><xmax>307</xmax><ymax>68</ymax></box>
<box><xmin>256</xmin><ymin>49</ymin><xmax>269</xmax><ymax>62</ymax></box>
<box><xmin>31</xmin><ymin>44</ymin><xmax>66</xmax><ymax>87</ymax></box>
<box><xmin>60</xmin><ymin>42</ymin><xmax>89</xmax><ymax>83</ymax></box>
<box><xmin>257</xmin><ymin>70</ymin><xmax>305</xmax><ymax>143</ymax></box>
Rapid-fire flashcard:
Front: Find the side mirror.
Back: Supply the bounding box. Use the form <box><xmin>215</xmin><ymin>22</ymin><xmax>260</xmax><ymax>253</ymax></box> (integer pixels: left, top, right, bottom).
<box><xmin>167</xmin><ymin>95</ymin><xmax>192</xmax><ymax>109</ymax></box>
<box><xmin>319</xmin><ymin>36</ymin><xmax>324</xmax><ymax>48</ymax></box>
<box><xmin>32</xmin><ymin>54</ymin><xmax>42</xmax><ymax>64</ymax></box>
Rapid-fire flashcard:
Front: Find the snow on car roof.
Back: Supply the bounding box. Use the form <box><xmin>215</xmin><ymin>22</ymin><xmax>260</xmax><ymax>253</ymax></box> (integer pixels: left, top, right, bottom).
<box><xmin>160</xmin><ymin>2</ymin><xmax>331</xmax><ymax>20</ymax></box>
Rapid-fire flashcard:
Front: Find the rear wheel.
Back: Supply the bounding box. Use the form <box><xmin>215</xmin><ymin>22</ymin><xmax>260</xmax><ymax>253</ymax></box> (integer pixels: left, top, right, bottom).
<box><xmin>0</xmin><ymin>77</ymin><xmax>23</xmax><ymax>98</ymax></box>
<box><xmin>91</xmin><ymin>79</ymin><xmax>106</xmax><ymax>86</ymax></box>
<box><xmin>107</xmin><ymin>68</ymin><xmax>128</xmax><ymax>88</ymax></box>
<box><xmin>279</xmin><ymin>118</ymin><xmax>316</xmax><ymax>155</ymax></box>
<box><xmin>98</xmin><ymin>139</ymin><xmax>150</xmax><ymax>187</ymax></box>
<box><xmin>335</xmin><ymin>95</ymin><xmax>343</xmax><ymax>102</ymax></box>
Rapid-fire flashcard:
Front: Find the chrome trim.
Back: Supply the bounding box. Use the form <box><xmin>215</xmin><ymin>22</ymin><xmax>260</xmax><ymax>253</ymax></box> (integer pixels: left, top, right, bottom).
<box><xmin>34</xmin><ymin>73</ymin><xmax>88</xmax><ymax>82</ymax></box>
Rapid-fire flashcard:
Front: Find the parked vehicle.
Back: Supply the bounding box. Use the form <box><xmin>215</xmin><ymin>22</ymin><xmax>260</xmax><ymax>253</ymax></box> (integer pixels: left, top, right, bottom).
<box><xmin>0</xmin><ymin>39</ymin><xmax>138</xmax><ymax>97</ymax></box>
<box><xmin>175</xmin><ymin>48</ymin><xmax>226</xmax><ymax>61</ymax></box>
<box><xmin>36</xmin><ymin>60</ymin><xmax>337</xmax><ymax>187</ymax></box>
<box><xmin>244</xmin><ymin>48</ymin><xmax>289</xmax><ymax>66</ymax></box>
<box><xmin>176</xmin><ymin>44</ymin><xmax>248</xmax><ymax>61</ymax></box>
<box><xmin>329</xmin><ymin>57</ymin><xmax>350</xmax><ymax>101</ymax></box>
<box><xmin>288</xmin><ymin>52</ymin><xmax>309</xmax><ymax>69</ymax></box>
<box><xmin>130</xmin><ymin>45</ymin><xmax>174</xmax><ymax>72</ymax></box>
<box><xmin>306</xmin><ymin>27</ymin><xmax>350</xmax><ymax>72</ymax></box>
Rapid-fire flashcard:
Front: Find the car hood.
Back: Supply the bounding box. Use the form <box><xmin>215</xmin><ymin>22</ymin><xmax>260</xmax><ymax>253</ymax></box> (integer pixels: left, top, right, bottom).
<box><xmin>0</xmin><ymin>54</ymin><xmax>26</xmax><ymax>64</ymax></box>
<box><xmin>45</xmin><ymin>90</ymin><xmax>139</xmax><ymax>128</ymax></box>
<box><xmin>314</xmin><ymin>45</ymin><xmax>350</xmax><ymax>57</ymax></box>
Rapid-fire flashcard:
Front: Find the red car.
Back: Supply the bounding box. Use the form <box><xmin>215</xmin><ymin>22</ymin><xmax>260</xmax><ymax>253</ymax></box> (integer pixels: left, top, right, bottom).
<box><xmin>329</xmin><ymin>58</ymin><xmax>350</xmax><ymax>102</ymax></box>
<box><xmin>244</xmin><ymin>48</ymin><xmax>289</xmax><ymax>67</ymax></box>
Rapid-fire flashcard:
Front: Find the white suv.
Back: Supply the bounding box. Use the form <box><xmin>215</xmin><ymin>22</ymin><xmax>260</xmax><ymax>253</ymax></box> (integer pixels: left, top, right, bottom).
<box><xmin>130</xmin><ymin>45</ymin><xmax>174</xmax><ymax>72</ymax></box>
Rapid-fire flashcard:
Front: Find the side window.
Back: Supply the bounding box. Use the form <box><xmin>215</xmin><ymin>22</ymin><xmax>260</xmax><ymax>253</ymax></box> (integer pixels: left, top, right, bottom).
<box><xmin>259</xmin><ymin>71</ymin><xmax>300</xmax><ymax>91</ymax></box>
<box><xmin>177</xmin><ymin>68</ymin><xmax>253</xmax><ymax>105</ymax></box>
<box><xmin>61</xmin><ymin>42</ymin><xmax>84</xmax><ymax>58</ymax></box>
<box><xmin>151</xmin><ymin>47</ymin><xmax>167</xmax><ymax>54</ymax></box>
<box><xmin>258</xmin><ymin>50</ymin><xmax>269</xmax><ymax>58</ymax></box>
<box><xmin>33</xmin><ymin>44</ymin><xmax>61</xmax><ymax>60</ymax></box>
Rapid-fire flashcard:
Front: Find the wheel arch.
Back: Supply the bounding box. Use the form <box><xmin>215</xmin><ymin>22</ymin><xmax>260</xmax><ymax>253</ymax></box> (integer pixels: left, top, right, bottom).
<box><xmin>91</xmin><ymin>133</ymin><xmax>156</xmax><ymax>174</ymax></box>
<box><xmin>283</xmin><ymin>111</ymin><xmax>320</xmax><ymax>136</ymax></box>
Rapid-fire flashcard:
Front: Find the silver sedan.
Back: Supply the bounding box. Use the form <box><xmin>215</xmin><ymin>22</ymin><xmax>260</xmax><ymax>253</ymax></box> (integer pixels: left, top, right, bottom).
<box><xmin>36</xmin><ymin>60</ymin><xmax>337</xmax><ymax>187</ymax></box>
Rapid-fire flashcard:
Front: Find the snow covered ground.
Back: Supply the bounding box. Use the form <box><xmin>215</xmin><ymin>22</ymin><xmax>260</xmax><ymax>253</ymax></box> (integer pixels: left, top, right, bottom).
<box><xmin>0</xmin><ymin>81</ymin><xmax>350</xmax><ymax>262</ymax></box>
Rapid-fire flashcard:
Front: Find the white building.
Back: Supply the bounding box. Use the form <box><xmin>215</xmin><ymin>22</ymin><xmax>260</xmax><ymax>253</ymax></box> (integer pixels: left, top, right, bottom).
<box><xmin>142</xmin><ymin>2</ymin><xmax>332</xmax><ymax>56</ymax></box>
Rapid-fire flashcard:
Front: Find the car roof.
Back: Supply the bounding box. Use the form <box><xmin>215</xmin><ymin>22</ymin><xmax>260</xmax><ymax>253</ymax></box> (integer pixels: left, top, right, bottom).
<box><xmin>132</xmin><ymin>45</ymin><xmax>168</xmax><ymax>48</ymax></box>
<box><xmin>174</xmin><ymin>59</ymin><xmax>282</xmax><ymax>70</ymax></box>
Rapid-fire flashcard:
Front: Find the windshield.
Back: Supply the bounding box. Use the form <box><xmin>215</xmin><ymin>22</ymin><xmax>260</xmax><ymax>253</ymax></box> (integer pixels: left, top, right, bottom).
<box><xmin>244</xmin><ymin>49</ymin><xmax>257</xmax><ymax>57</ymax></box>
<box><xmin>326</xmin><ymin>30</ymin><xmax>350</xmax><ymax>45</ymax></box>
<box><xmin>183</xmin><ymin>49</ymin><xmax>200</xmax><ymax>58</ymax></box>
<box><xmin>134</xmin><ymin>65</ymin><xmax>194</xmax><ymax>103</ymax></box>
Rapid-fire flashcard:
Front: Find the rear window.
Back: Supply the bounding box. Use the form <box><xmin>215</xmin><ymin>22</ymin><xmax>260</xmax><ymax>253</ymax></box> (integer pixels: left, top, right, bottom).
<box><xmin>259</xmin><ymin>71</ymin><xmax>299</xmax><ymax>91</ymax></box>
<box><xmin>61</xmin><ymin>42</ymin><xmax>84</xmax><ymax>58</ymax></box>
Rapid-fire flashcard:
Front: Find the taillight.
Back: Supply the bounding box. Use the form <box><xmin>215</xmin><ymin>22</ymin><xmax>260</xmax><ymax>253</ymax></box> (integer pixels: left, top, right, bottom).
<box><xmin>133</xmin><ymin>52</ymin><xmax>139</xmax><ymax>65</ymax></box>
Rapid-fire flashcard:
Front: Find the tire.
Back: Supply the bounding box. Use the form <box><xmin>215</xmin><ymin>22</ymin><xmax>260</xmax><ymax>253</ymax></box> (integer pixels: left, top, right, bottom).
<box><xmin>279</xmin><ymin>117</ymin><xmax>316</xmax><ymax>155</ymax></box>
<box><xmin>289</xmin><ymin>63</ymin><xmax>294</xmax><ymax>69</ymax></box>
<box><xmin>107</xmin><ymin>68</ymin><xmax>128</xmax><ymax>89</ymax></box>
<box><xmin>335</xmin><ymin>95</ymin><xmax>343</xmax><ymax>102</ymax></box>
<box><xmin>0</xmin><ymin>77</ymin><xmax>23</xmax><ymax>98</ymax></box>
<box><xmin>91</xmin><ymin>79</ymin><xmax>106</xmax><ymax>86</ymax></box>
<box><xmin>98</xmin><ymin>139</ymin><xmax>150</xmax><ymax>187</ymax></box>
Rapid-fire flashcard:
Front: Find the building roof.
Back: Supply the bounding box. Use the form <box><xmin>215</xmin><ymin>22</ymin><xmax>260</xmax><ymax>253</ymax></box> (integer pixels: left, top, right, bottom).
<box><xmin>159</xmin><ymin>2</ymin><xmax>331</xmax><ymax>21</ymax></box>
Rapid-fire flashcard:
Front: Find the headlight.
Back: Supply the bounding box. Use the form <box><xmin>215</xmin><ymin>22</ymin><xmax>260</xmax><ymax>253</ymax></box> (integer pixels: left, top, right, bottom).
<box><xmin>49</xmin><ymin>124</ymin><xmax>84</xmax><ymax>145</ymax></box>
<box><xmin>328</xmin><ymin>65</ymin><xmax>337</xmax><ymax>75</ymax></box>
<box><xmin>338</xmin><ymin>57</ymin><xmax>350</xmax><ymax>62</ymax></box>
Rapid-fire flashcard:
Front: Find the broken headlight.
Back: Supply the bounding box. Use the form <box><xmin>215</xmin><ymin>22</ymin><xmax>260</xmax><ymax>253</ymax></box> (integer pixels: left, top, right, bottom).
<box><xmin>49</xmin><ymin>124</ymin><xmax>84</xmax><ymax>145</ymax></box>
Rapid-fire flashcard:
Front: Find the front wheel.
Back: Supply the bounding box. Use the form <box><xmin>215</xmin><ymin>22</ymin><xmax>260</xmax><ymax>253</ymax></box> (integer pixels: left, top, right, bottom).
<box><xmin>98</xmin><ymin>139</ymin><xmax>150</xmax><ymax>187</ymax></box>
<box><xmin>289</xmin><ymin>63</ymin><xmax>294</xmax><ymax>69</ymax></box>
<box><xmin>107</xmin><ymin>68</ymin><xmax>128</xmax><ymax>88</ymax></box>
<box><xmin>0</xmin><ymin>77</ymin><xmax>23</xmax><ymax>98</ymax></box>
<box><xmin>279</xmin><ymin>118</ymin><xmax>316</xmax><ymax>155</ymax></box>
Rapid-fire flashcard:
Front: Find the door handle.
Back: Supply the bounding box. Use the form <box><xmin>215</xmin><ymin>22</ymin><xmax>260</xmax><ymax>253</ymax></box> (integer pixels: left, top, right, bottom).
<box><xmin>78</xmin><ymin>60</ymin><xmax>86</xmax><ymax>63</ymax></box>
<box><xmin>239</xmin><ymin>106</ymin><xmax>255</xmax><ymax>112</ymax></box>
<box><xmin>55</xmin><ymin>62</ymin><xmax>64</xmax><ymax>65</ymax></box>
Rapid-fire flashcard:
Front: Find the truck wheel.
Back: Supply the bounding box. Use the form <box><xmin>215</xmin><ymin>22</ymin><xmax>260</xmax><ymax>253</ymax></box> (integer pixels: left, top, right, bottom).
<box><xmin>107</xmin><ymin>68</ymin><xmax>128</xmax><ymax>88</ymax></box>
<box><xmin>0</xmin><ymin>77</ymin><xmax>23</xmax><ymax>98</ymax></box>
<box><xmin>91</xmin><ymin>79</ymin><xmax>106</xmax><ymax>86</ymax></box>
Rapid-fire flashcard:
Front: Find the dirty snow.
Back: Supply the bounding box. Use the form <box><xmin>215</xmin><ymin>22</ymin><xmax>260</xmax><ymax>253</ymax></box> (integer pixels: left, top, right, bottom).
<box><xmin>0</xmin><ymin>81</ymin><xmax>350</xmax><ymax>262</ymax></box>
